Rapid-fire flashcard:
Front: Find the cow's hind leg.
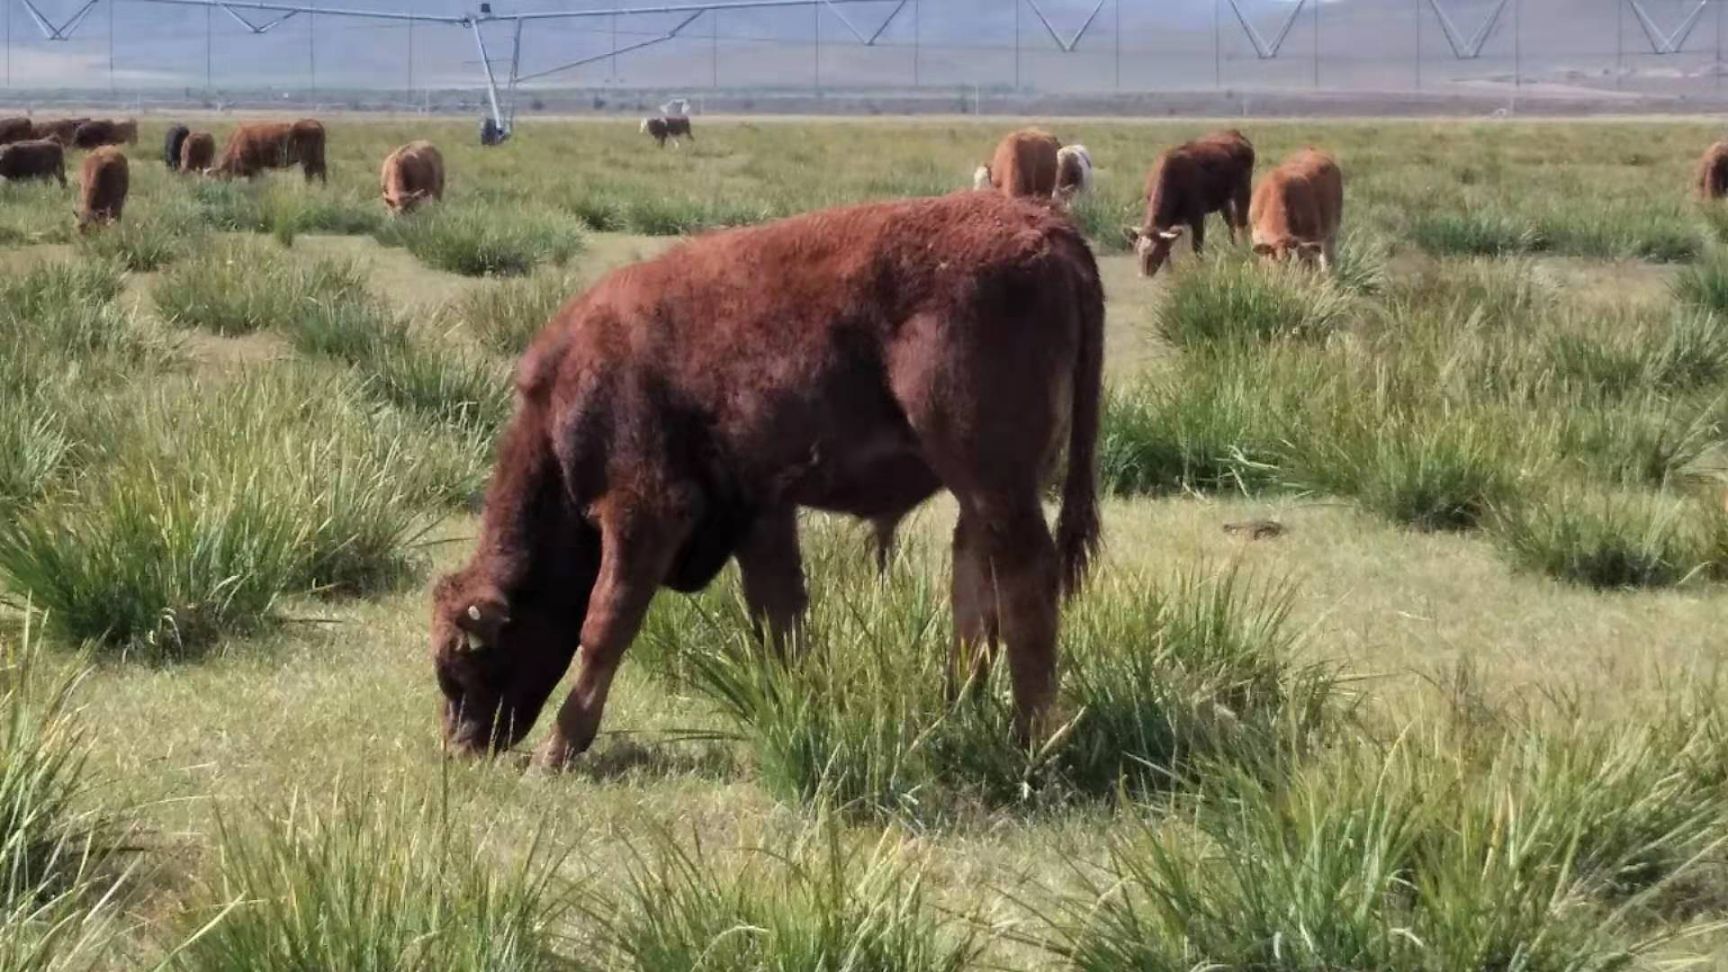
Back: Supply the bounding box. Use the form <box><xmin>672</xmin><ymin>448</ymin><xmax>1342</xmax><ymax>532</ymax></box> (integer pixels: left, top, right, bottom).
<box><xmin>870</xmin><ymin>511</ymin><xmax>903</xmax><ymax>575</ymax></box>
<box><xmin>736</xmin><ymin>505</ymin><xmax>808</xmax><ymax>657</ymax></box>
<box><xmin>534</xmin><ymin>503</ymin><xmax>690</xmax><ymax>771</ymax></box>
<box><xmin>947</xmin><ymin>511</ymin><xmax>1001</xmax><ymax>702</ymax></box>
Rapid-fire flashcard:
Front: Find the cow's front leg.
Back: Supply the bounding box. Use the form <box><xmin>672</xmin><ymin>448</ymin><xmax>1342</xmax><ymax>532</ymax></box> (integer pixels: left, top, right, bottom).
<box><xmin>736</xmin><ymin>505</ymin><xmax>808</xmax><ymax>657</ymax></box>
<box><xmin>532</xmin><ymin>502</ymin><xmax>690</xmax><ymax>771</ymax></box>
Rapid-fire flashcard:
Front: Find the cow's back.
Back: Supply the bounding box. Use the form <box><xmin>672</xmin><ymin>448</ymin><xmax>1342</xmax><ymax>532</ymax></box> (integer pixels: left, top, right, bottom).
<box><xmin>1145</xmin><ymin>132</ymin><xmax>1254</xmax><ymax>228</ymax></box>
<box><xmin>990</xmin><ymin>129</ymin><xmax>1061</xmax><ymax>198</ymax></box>
<box><xmin>79</xmin><ymin>147</ymin><xmax>129</xmax><ymax>224</ymax></box>
<box><xmin>181</xmin><ymin>132</ymin><xmax>215</xmax><ymax>173</ymax></box>
<box><xmin>0</xmin><ymin>139</ymin><xmax>64</xmax><ymax>180</ymax></box>
<box><xmin>0</xmin><ymin>117</ymin><xmax>31</xmax><ymax>145</ymax></box>
<box><xmin>1251</xmin><ymin>149</ymin><xmax>1341</xmax><ymax>246</ymax></box>
<box><xmin>1699</xmin><ymin>141</ymin><xmax>1728</xmax><ymax>199</ymax></box>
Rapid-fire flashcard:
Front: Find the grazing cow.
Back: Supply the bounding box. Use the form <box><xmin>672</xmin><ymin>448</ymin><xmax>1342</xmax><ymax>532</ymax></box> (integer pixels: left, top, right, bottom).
<box><xmin>179</xmin><ymin>132</ymin><xmax>215</xmax><ymax>174</ymax></box>
<box><xmin>380</xmin><ymin>140</ymin><xmax>445</xmax><ymax>214</ymax></box>
<box><xmin>1054</xmin><ymin>143</ymin><xmax>1094</xmax><ymax>205</ymax></box>
<box><xmin>164</xmin><ymin>125</ymin><xmax>190</xmax><ymax>168</ymax></box>
<box><xmin>71</xmin><ymin>119</ymin><xmax>137</xmax><ymax>150</ymax></box>
<box><xmin>639</xmin><ymin>116</ymin><xmax>693</xmax><ymax>148</ymax></box>
<box><xmin>0</xmin><ymin>117</ymin><xmax>32</xmax><ymax>145</ymax></box>
<box><xmin>983</xmin><ymin>128</ymin><xmax>1061</xmax><ymax>198</ymax></box>
<box><xmin>30</xmin><ymin>118</ymin><xmax>88</xmax><ymax>145</ymax></box>
<box><xmin>1250</xmin><ymin>148</ymin><xmax>1344</xmax><ymax>270</ymax></box>
<box><xmin>76</xmin><ymin>147</ymin><xmax>128</xmax><ymax>232</ymax></box>
<box><xmin>1122</xmin><ymin>129</ymin><xmax>1255</xmax><ymax>278</ymax></box>
<box><xmin>430</xmin><ymin>191</ymin><xmax>1104</xmax><ymax>769</ymax></box>
<box><xmin>1698</xmin><ymin>140</ymin><xmax>1728</xmax><ymax>200</ymax></box>
<box><xmin>0</xmin><ymin>140</ymin><xmax>67</xmax><ymax>186</ymax></box>
<box><xmin>210</xmin><ymin>119</ymin><xmax>327</xmax><ymax>182</ymax></box>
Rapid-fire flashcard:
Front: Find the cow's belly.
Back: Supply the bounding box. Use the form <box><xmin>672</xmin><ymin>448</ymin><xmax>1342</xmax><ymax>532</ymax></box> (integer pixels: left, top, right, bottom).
<box><xmin>776</xmin><ymin>428</ymin><xmax>942</xmax><ymax>519</ymax></box>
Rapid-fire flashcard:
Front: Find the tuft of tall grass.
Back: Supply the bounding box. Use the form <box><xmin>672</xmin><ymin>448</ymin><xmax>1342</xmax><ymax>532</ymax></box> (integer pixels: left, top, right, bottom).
<box><xmin>1492</xmin><ymin>486</ymin><xmax>1720</xmax><ymax>589</ymax></box>
<box><xmin>1552</xmin><ymin>394</ymin><xmax>1716</xmax><ymax>488</ymax></box>
<box><xmin>1098</xmin><ymin>364</ymin><xmax>1294</xmax><ymax>497</ymax></box>
<box><xmin>74</xmin><ymin>209</ymin><xmax>203</xmax><ymax>272</ymax></box>
<box><xmin>0</xmin><ymin>372</ymin><xmax>427</xmax><ymax>656</ymax></box>
<box><xmin>644</xmin><ymin>534</ymin><xmax>1335</xmax><ymax>819</ymax></box>
<box><xmin>442</xmin><ymin>273</ymin><xmax>575</xmax><ymax>356</ymax></box>
<box><xmin>0</xmin><ymin>392</ymin><xmax>70</xmax><ymax>514</ymax></box>
<box><xmin>1039</xmin><ymin>707</ymin><xmax>1728</xmax><ymax>971</ymax></box>
<box><xmin>1675</xmin><ymin>252</ymin><xmax>1728</xmax><ymax>315</ymax></box>
<box><xmin>172</xmin><ymin>791</ymin><xmax>573</xmax><ymax>972</ymax></box>
<box><xmin>360</xmin><ymin>341</ymin><xmax>512</xmax><ymax>436</ymax></box>
<box><xmin>374</xmin><ymin>204</ymin><xmax>583</xmax><ymax>277</ymax></box>
<box><xmin>1408</xmin><ymin>210</ymin><xmax>1540</xmax><ymax>256</ymax></box>
<box><xmin>1156</xmin><ymin>256</ymin><xmax>1352</xmax><ymax>350</ymax></box>
<box><xmin>579</xmin><ymin>824</ymin><xmax>982</xmax><ymax>972</ymax></box>
<box><xmin>154</xmin><ymin>246</ymin><xmax>367</xmax><ymax>336</ymax></box>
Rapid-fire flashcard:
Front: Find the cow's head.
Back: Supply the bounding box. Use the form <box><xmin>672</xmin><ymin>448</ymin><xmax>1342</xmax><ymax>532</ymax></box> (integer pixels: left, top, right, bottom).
<box><xmin>430</xmin><ymin>567</ymin><xmax>586</xmax><ymax>757</ymax></box>
<box><xmin>385</xmin><ymin>189</ymin><xmax>430</xmax><ymax>216</ymax></box>
<box><xmin>1124</xmin><ymin>225</ymin><xmax>1182</xmax><ymax>278</ymax></box>
<box><xmin>972</xmin><ymin>164</ymin><xmax>992</xmax><ymax>190</ymax></box>
<box><xmin>1252</xmin><ymin>239</ymin><xmax>1322</xmax><ymax>266</ymax></box>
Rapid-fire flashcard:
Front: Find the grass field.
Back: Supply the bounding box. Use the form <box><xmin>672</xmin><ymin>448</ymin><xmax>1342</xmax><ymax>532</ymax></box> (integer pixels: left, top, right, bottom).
<box><xmin>2</xmin><ymin>115</ymin><xmax>1728</xmax><ymax>969</ymax></box>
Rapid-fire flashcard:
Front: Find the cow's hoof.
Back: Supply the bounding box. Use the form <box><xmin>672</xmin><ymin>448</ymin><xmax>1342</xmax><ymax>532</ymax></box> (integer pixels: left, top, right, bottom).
<box><xmin>529</xmin><ymin>738</ymin><xmax>576</xmax><ymax>774</ymax></box>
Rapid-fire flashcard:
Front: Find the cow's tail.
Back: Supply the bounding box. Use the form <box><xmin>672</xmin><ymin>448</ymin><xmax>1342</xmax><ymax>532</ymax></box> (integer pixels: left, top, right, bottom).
<box><xmin>1056</xmin><ymin>238</ymin><xmax>1104</xmax><ymax>600</ymax></box>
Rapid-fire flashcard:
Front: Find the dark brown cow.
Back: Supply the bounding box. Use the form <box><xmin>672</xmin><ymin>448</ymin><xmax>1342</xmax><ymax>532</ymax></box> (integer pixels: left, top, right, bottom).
<box><xmin>639</xmin><ymin>116</ymin><xmax>693</xmax><ymax>148</ymax></box>
<box><xmin>380</xmin><ymin>140</ymin><xmax>445</xmax><ymax>214</ymax></box>
<box><xmin>430</xmin><ymin>191</ymin><xmax>1104</xmax><ymax>770</ymax></box>
<box><xmin>981</xmin><ymin>128</ymin><xmax>1061</xmax><ymax>199</ymax></box>
<box><xmin>1250</xmin><ymin>148</ymin><xmax>1344</xmax><ymax>270</ymax></box>
<box><xmin>0</xmin><ymin>140</ymin><xmax>67</xmax><ymax>186</ymax></box>
<box><xmin>76</xmin><ymin>147</ymin><xmax>128</xmax><ymax>232</ymax></box>
<box><xmin>179</xmin><ymin>132</ymin><xmax>215</xmax><ymax>174</ymax></box>
<box><xmin>70</xmin><ymin>119</ymin><xmax>137</xmax><ymax>149</ymax></box>
<box><xmin>210</xmin><ymin>119</ymin><xmax>327</xmax><ymax>182</ymax></box>
<box><xmin>1699</xmin><ymin>140</ymin><xmax>1728</xmax><ymax>200</ymax></box>
<box><xmin>30</xmin><ymin>118</ymin><xmax>89</xmax><ymax>145</ymax></box>
<box><xmin>0</xmin><ymin>117</ymin><xmax>32</xmax><ymax>145</ymax></box>
<box><xmin>1123</xmin><ymin>129</ymin><xmax>1255</xmax><ymax>278</ymax></box>
<box><xmin>164</xmin><ymin>125</ymin><xmax>190</xmax><ymax>168</ymax></box>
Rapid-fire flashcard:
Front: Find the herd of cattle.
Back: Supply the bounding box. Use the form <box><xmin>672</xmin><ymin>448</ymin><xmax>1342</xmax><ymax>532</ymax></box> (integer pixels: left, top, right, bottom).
<box><xmin>0</xmin><ymin>115</ymin><xmax>449</xmax><ymax>229</ymax></box>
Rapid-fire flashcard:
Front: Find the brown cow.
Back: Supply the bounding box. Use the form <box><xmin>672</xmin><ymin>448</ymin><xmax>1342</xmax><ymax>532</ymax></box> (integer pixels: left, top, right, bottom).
<box><xmin>179</xmin><ymin>131</ymin><xmax>215</xmax><ymax>174</ymax></box>
<box><xmin>981</xmin><ymin>128</ymin><xmax>1061</xmax><ymax>199</ymax></box>
<box><xmin>210</xmin><ymin>119</ymin><xmax>326</xmax><ymax>182</ymax></box>
<box><xmin>0</xmin><ymin>140</ymin><xmax>67</xmax><ymax>186</ymax></box>
<box><xmin>30</xmin><ymin>118</ymin><xmax>89</xmax><ymax>145</ymax></box>
<box><xmin>0</xmin><ymin>117</ymin><xmax>31</xmax><ymax>145</ymax></box>
<box><xmin>1698</xmin><ymin>140</ymin><xmax>1728</xmax><ymax>200</ymax></box>
<box><xmin>380</xmin><ymin>140</ymin><xmax>444</xmax><ymax>214</ymax></box>
<box><xmin>639</xmin><ymin>116</ymin><xmax>693</xmax><ymax>148</ymax></box>
<box><xmin>76</xmin><ymin>147</ymin><xmax>128</xmax><ymax>232</ymax></box>
<box><xmin>1123</xmin><ymin>129</ymin><xmax>1255</xmax><ymax>278</ymax></box>
<box><xmin>430</xmin><ymin>191</ymin><xmax>1104</xmax><ymax>769</ymax></box>
<box><xmin>1250</xmin><ymin>148</ymin><xmax>1344</xmax><ymax>270</ymax></box>
<box><xmin>71</xmin><ymin>119</ymin><xmax>137</xmax><ymax>149</ymax></box>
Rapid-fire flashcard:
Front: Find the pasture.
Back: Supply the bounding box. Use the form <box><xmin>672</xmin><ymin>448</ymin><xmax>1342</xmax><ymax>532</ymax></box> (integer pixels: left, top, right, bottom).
<box><xmin>3</xmin><ymin>115</ymin><xmax>1728</xmax><ymax>969</ymax></box>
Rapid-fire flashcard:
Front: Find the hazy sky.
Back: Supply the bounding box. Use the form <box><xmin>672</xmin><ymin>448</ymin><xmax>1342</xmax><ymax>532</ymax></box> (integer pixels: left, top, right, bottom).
<box><xmin>0</xmin><ymin>0</ymin><xmax>1720</xmax><ymax>95</ymax></box>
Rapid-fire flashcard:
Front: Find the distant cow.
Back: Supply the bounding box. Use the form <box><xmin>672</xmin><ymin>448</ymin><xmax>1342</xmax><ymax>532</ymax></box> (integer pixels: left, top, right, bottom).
<box><xmin>0</xmin><ymin>117</ymin><xmax>32</xmax><ymax>146</ymax></box>
<box><xmin>164</xmin><ymin>125</ymin><xmax>190</xmax><ymax>168</ymax></box>
<box><xmin>982</xmin><ymin>128</ymin><xmax>1061</xmax><ymax>199</ymax></box>
<box><xmin>972</xmin><ymin>165</ymin><xmax>992</xmax><ymax>190</ymax></box>
<box><xmin>30</xmin><ymin>118</ymin><xmax>89</xmax><ymax>145</ymax></box>
<box><xmin>1054</xmin><ymin>143</ymin><xmax>1094</xmax><ymax>205</ymax></box>
<box><xmin>77</xmin><ymin>147</ymin><xmax>128</xmax><ymax>232</ymax></box>
<box><xmin>211</xmin><ymin>119</ymin><xmax>327</xmax><ymax>182</ymax></box>
<box><xmin>639</xmin><ymin>116</ymin><xmax>693</xmax><ymax>148</ymax></box>
<box><xmin>179</xmin><ymin>132</ymin><xmax>215</xmax><ymax>174</ymax></box>
<box><xmin>71</xmin><ymin>119</ymin><xmax>137</xmax><ymax>150</ymax></box>
<box><xmin>0</xmin><ymin>140</ymin><xmax>67</xmax><ymax>186</ymax></box>
<box><xmin>1250</xmin><ymin>148</ymin><xmax>1344</xmax><ymax>270</ymax></box>
<box><xmin>429</xmin><ymin>191</ymin><xmax>1103</xmax><ymax>769</ymax></box>
<box><xmin>1698</xmin><ymin>141</ymin><xmax>1728</xmax><ymax>200</ymax></box>
<box><xmin>380</xmin><ymin>140</ymin><xmax>445</xmax><ymax>214</ymax></box>
<box><xmin>1123</xmin><ymin>129</ymin><xmax>1255</xmax><ymax>278</ymax></box>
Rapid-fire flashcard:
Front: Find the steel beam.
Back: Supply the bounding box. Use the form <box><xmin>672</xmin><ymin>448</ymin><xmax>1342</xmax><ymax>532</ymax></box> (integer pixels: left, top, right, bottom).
<box><xmin>1425</xmin><ymin>0</ymin><xmax>1508</xmax><ymax>59</ymax></box>
<box><xmin>1024</xmin><ymin>0</ymin><xmax>1105</xmax><ymax>53</ymax></box>
<box><xmin>1224</xmin><ymin>0</ymin><xmax>1308</xmax><ymax>59</ymax></box>
<box><xmin>1626</xmin><ymin>0</ymin><xmax>1707</xmax><ymax>55</ymax></box>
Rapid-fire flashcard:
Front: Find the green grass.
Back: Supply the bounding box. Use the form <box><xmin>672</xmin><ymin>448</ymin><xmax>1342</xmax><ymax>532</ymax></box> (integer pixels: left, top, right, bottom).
<box><xmin>1493</xmin><ymin>486</ymin><xmax>1723</xmax><ymax>589</ymax></box>
<box><xmin>171</xmin><ymin>790</ymin><xmax>573</xmax><ymax>972</ymax></box>
<box><xmin>373</xmin><ymin>203</ymin><xmax>584</xmax><ymax>277</ymax></box>
<box><xmin>1156</xmin><ymin>256</ymin><xmax>1353</xmax><ymax>349</ymax></box>
<box><xmin>442</xmin><ymin>273</ymin><xmax>574</xmax><ymax>356</ymax></box>
<box><xmin>1409</xmin><ymin>210</ymin><xmax>1541</xmax><ymax>256</ymax></box>
<box><xmin>154</xmin><ymin>246</ymin><xmax>368</xmax><ymax>336</ymax></box>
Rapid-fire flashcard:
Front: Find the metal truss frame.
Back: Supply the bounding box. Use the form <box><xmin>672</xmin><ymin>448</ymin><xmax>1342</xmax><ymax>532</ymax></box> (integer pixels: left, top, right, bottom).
<box><xmin>1625</xmin><ymin>0</ymin><xmax>1708</xmax><ymax>55</ymax></box>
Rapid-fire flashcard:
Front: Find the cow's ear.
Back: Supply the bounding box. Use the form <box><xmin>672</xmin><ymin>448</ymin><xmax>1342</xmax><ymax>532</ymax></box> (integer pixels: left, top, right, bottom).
<box><xmin>1296</xmin><ymin>241</ymin><xmax>1323</xmax><ymax>254</ymax></box>
<box><xmin>1121</xmin><ymin>225</ymin><xmax>1143</xmax><ymax>245</ymax></box>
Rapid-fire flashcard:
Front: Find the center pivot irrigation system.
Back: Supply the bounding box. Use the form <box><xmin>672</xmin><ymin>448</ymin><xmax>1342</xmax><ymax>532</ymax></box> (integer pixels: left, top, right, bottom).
<box><xmin>14</xmin><ymin>0</ymin><xmax>928</xmax><ymax>143</ymax></box>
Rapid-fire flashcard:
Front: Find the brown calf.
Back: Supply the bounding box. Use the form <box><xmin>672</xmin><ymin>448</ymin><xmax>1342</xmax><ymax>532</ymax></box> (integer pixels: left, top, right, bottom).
<box><xmin>179</xmin><ymin>132</ymin><xmax>215</xmax><ymax>174</ymax></box>
<box><xmin>983</xmin><ymin>128</ymin><xmax>1061</xmax><ymax>198</ymax></box>
<box><xmin>430</xmin><ymin>191</ymin><xmax>1104</xmax><ymax>770</ymax></box>
<box><xmin>1698</xmin><ymin>141</ymin><xmax>1728</xmax><ymax>200</ymax></box>
<box><xmin>0</xmin><ymin>117</ymin><xmax>31</xmax><ymax>145</ymax></box>
<box><xmin>380</xmin><ymin>140</ymin><xmax>445</xmax><ymax>214</ymax></box>
<box><xmin>210</xmin><ymin>119</ymin><xmax>327</xmax><ymax>182</ymax></box>
<box><xmin>1250</xmin><ymin>148</ymin><xmax>1344</xmax><ymax>270</ymax></box>
<box><xmin>0</xmin><ymin>140</ymin><xmax>67</xmax><ymax>186</ymax></box>
<box><xmin>77</xmin><ymin>147</ymin><xmax>128</xmax><ymax>232</ymax></box>
<box><xmin>1123</xmin><ymin>129</ymin><xmax>1255</xmax><ymax>278</ymax></box>
<box><xmin>71</xmin><ymin>119</ymin><xmax>138</xmax><ymax>150</ymax></box>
